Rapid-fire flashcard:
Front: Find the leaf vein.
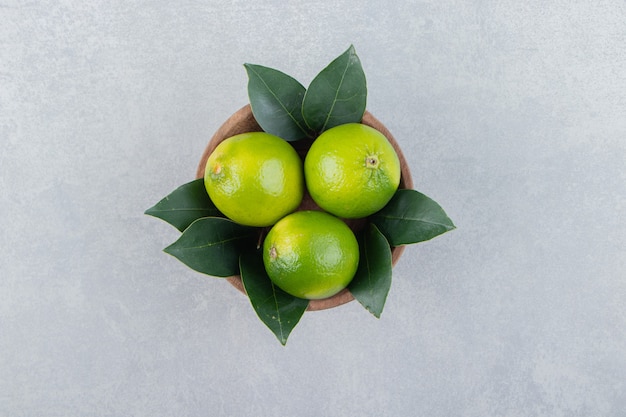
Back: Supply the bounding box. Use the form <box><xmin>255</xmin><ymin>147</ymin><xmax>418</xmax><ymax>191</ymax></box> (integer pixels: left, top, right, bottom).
<box><xmin>376</xmin><ymin>215</ymin><xmax>453</xmax><ymax>228</ymax></box>
<box><xmin>176</xmin><ymin>234</ymin><xmax>251</xmax><ymax>250</ymax></box>
<box><xmin>247</xmin><ymin>65</ymin><xmax>309</xmax><ymax>136</ymax></box>
<box><xmin>147</xmin><ymin>208</ymin><xmax>217</xmax><ymax>213</ymax></box>
<box><xmin>270</xmin><ymin>283</ymin><xmax>285</xmax><ymax>342</ymax></box>
<box><xmin>320</xmin><ymin>55</ymin><xmax>351</xmax><ymax>132</ymax></box>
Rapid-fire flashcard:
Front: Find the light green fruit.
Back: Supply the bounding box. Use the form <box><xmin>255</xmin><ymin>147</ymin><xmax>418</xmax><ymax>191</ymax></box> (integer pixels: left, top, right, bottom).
<box><xmin>263</xmin><ymin>211</ymin><xmax>359</xmax><ymax>300</ymax></box>
<box><xmin>204</xmin><ymin>132</ymin><xmax>304</xmax><ymax>227</ymax></box>
<box><xmin>304</xmin><ymin>123</ymin><xmax>401</xmax><ymax>218</ymax></box>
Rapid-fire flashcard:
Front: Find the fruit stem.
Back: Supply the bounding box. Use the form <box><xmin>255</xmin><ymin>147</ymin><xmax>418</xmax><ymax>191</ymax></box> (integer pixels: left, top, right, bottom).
<box><xmin>365</xmin><ymin>155</ymin><xmax>379</xmax><ymax>168</ymax></box>
<box><xmin>257</xmin><ymin>227</ymin><xmax>269</xmax><ymax>249</ymax></box>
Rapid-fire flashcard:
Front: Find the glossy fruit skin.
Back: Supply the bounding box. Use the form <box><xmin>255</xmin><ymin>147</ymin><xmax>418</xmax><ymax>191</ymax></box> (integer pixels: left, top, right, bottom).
<box><xmin>263</xmin><ymin>211</ymin><xmax>359</xmax><ymax>300</ymax></box>
<box><xmin>304</xmin><ymin>123</ymin><xmax>401</xmax><ymax>219</ymax></box>
<box><xmin>204</xmin><ymin>132</ymin><xmax>304</xmax><ymax>227</ymax></box>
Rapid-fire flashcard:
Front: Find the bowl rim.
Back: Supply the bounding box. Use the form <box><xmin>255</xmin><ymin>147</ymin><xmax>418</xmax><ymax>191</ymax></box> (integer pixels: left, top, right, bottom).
<box><xmin>196</xmin><ymin>104</ymin><xmax>413</xmax><ymax>311</ymax></box>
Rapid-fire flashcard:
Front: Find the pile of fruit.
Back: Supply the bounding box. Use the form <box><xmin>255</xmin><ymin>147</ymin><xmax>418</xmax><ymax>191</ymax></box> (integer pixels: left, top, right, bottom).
<box><xmin>146</xmin><ymin>46</ymin><xmax>454</xmax><ymax>345</ymax></box>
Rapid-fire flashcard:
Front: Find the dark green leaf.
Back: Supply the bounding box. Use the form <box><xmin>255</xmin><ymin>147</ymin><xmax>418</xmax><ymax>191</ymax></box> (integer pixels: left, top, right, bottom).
<box><xmin>240</xmin><ymin>249</ymin><xmax>309</xmax><ymax>345</ymax></box>
<box><xmin>244</xmin><ymin>63</ymin><xmax>312</xmax><ymax>141</ymax></box>
<box><xmin>144</xmin><ymin>178</ymin><xmax>221</xmax><ymax>232</ymax></box>
<box><xmin>302</xmin><ymin>45</ymin><xmax>367</xmax><ymax>133</ymax></box>
<box><xmin>349</xmin><ymin>223</ymin><xmax>392</xmax><ymax>318</ymax></box>
<box><xmin>164</xmin><ymin>217</ymin><xmax>257</xmax><ymax>277</ymax></box>
<box><xmin>371</xmin><ymin>189</ymin><xmax>456</xmax><ymax>246</ymax></box>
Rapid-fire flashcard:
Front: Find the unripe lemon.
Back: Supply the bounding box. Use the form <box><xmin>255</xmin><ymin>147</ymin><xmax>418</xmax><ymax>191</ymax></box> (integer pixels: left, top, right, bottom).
<box><xmin>304</xmin><ymin>123</ymin><xmax>401</xmax><ymax>218</ymax></box>
<box><xmin>263</xmin><ymin>211</ymin><xmax>359</xmax><ymax>300</ymax></box>
<box><xmin>204</xmin><ymin>132</ymin><xmax>304</xmax><ymax>227</ymax></box>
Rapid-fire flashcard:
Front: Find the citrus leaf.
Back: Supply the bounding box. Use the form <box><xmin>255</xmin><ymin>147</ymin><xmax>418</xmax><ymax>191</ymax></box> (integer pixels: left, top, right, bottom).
<box><xmin>349</xmin><ymin>223</ymin><xmax>392</xmax><ymax>318</ymax></box>
<box><xmin>144</xmin><ymin>179</ymin><xmax>221</xmax><ymax>232</ymax></box>
<box><xmin>164</xmin><ymin>217</ymin><xmax>257</xmax><ymax>277</ymax></box>
<box><xmin>240</xmin><ymin>249</ymin><xmax>309</xmax><ymax>345</ymax></box>
<box><xmin>244</xmin><ymin>63</ymin><xmax>312</xmax><ymax>141</ymax></box>
<box><xmin>371</xmin><ymin>189</ymin><xmax>456</xmax><ymax>246</ymax></box>
<box><xmin>302</xmin><ymin>45</ymin><xmax>367</xmax><ymax>133</ymax></box>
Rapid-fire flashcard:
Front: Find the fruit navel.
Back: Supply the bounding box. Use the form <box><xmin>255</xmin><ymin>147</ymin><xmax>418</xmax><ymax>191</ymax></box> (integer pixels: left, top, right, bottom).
<box><xmin>209</xmin><ymin>162</ymin><xmax>223</xmax><ymax>179</ymax></box>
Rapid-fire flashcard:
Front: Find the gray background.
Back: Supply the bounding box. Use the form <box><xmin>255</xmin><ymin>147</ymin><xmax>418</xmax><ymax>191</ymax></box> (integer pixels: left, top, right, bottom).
<box><xmin>1</xmin><ymin>1</ymin><xmax>625</xmax><ymax>416</ymax></box>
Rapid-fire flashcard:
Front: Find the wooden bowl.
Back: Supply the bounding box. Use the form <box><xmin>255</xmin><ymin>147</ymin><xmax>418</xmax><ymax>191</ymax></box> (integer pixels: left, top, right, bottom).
<box><xmin>196</xmin><ymin>105</ymin><xmax>413</xmax><ymax>311</ymax></box>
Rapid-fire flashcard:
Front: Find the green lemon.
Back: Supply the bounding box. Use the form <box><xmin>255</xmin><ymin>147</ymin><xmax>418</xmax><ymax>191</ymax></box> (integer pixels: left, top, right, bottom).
<box><xmin>204</xmin><ymin>132</ymin><xmax>304</xmax><ymax>227</ymax></box>
<box><xmin>304</xmin><ymin>123</ymin><xmax>401</xmax><ymax>218</ymax></box>
<box><xmin>263</xmin><ymin>210</ymin><xmax>359</xmax><ymax>300</ymax></box>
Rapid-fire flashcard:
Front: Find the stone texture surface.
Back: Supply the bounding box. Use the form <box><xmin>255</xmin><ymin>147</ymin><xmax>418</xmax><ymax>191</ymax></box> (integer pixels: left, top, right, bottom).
<box><xmin>1</xmin><ymin>1</ymin><xmax>625</xmax><ymax>416</ymax></box>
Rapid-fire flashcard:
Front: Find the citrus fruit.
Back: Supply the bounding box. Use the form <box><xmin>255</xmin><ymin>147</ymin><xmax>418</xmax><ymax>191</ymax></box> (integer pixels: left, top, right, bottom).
<box><xmin>304</xmin><ymin>123</ymin><xmax>401</xmax><ymax>218</ymax></box>
<box><xmin>204</xmin><ymin>132</ymin><xmax>304</xmax><ymax>227</ymax></box>
<box><xmin>263</xmin><ymin>210</ymin><xmax>359</xmax><ymax>300</ymax></box>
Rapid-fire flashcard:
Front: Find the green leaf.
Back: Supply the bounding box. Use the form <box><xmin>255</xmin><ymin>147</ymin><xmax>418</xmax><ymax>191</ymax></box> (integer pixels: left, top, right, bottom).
<box><xmin>349</xmin><ymin>223</ymin><xmax>393</xmax><ymax>318</ymax></box>
<box><xmin>144</xmin><ymin>179</ymin><xmax>221</xmax><ymax>232</ymax></box>
<box><xmin>240</xmin><ymin>249</ymin><xmax>309</xmax><ymax>345</ymax></box>
<box><xmin>302</xmin><ymin>45</ymin><xmax>367</xmax><ymax>133</ymax></box>
<box><xmin>371</xmin><ymin>189</ymin><xmax>456</xmax><ymax>246</ymax></box>
<box><xmin>164</xmin><ymin>217</ymin><xmax>257</xmax><ymax>277</ymax></box>
<box><xmin>244</xmin><ymin>63</ymin><xmax>312</xmax><ymax>141</ymax></box>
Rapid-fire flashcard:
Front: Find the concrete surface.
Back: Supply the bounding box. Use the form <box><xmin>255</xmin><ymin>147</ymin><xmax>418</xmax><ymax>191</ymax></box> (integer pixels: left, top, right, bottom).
<box><xmin>1</xmin><ymin>1</ymin><xmax>625</xmax><ymax>416</ymax></box>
